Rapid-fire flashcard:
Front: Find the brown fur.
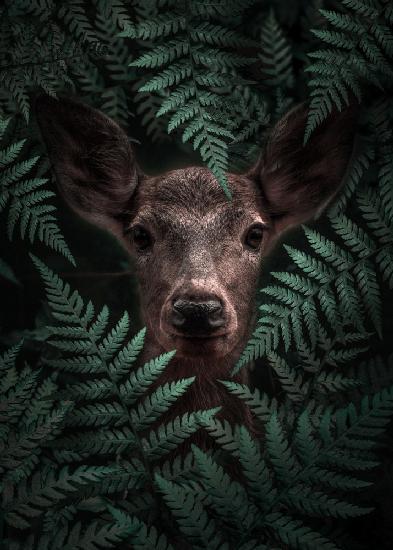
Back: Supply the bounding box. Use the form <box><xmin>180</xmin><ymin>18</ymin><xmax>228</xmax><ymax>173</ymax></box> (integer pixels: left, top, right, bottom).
<box><xmin>36</xmin><ymin>96</ymin><xmax>355</xmax><ymax>454</ymax></box>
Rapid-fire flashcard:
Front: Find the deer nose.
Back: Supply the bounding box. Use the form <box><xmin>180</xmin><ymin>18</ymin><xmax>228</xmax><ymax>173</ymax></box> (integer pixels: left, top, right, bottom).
<box><xmin>171</xmin><ymin>298</ymin><xmax>225</xmax><ymax>335</ymax></box>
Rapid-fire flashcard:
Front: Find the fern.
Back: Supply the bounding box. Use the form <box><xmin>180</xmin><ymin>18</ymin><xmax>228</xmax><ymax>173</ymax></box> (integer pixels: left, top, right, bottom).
<box><xmin>154</xmin><ymin>384</ymin><xmax>393</xmax><ymax>548</ymax></box>
<box><xmin>122</xmin><ymin>0</ymin><xmax>256</xmax><ymax>197</ymax></box>
<box><xmin>0</xmin><ymin>342</ymin><xmax>134</xmax><ymax>538</ymax></box>
<box><xmin>93</xmin><ymin>6</ymin><xmax>133</xmax><ymax>127</ymax></box>
<box><xmin>259</xmin><ymin>9</ymin><xmax>295</xmax><ymax>118</ymax></box>
<box><xmin>2</xmin><ymin>2</ymin><xmax>393</xmax><ymax>548</ymax></box>
<box><xmin>0</xmin><ymin>342</ymin><xmax>92</xmax><ymax>529</ymax></box>
<box><xmin>305</xmin><ymin>0</ymin><xmax>393</xmax><ymax>142</ymax></box>
<box><xmin>133</xmin><ymin>87</ymin><xmax>171</xmax><ymax>142</ymax></box>
<box><xmin>0</xmin><ymin>11</ymin><xmax>83</xmax><ymax>120</ymax></box>
<box><xmin>109</xmin><ymin>505</ymin><xmax>175</xmax><ymax>550</ymax></box>
<box><xmin>58</xmin><ymin>1</ymin><xmax>98</xmax><ymax>45</ymax></box>
<box><xmin>0</xmin><ymin>115</ymin><xmax>74</xmax><ymax>264</ymax></box>
<box><xmin>154</xmin><ymin>474</ymin><xmax>227</xmax><ymax>548</ymax></box>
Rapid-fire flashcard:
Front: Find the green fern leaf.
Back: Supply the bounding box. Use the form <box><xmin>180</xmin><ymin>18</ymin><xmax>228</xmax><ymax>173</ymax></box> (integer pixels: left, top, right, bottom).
<box><xmin>132</xmin><ymin>378</ymin><xmax>195</xmax><ymax>429</ymax></box>
<box><xmin>285</xmin><ymin>483</ymin><xmax>372</xmax><ymax>518</ymax></box>
<box><xmin>120</xmin><ymin>351</ymin><xmax>176</xmax><ymax>405</ymax></box>
<box><xmin>155</xmin><ymin>474</ymin><xmax>226</xmax><ymax>548</ymax></box>
<box><xmin>144</xmin><ymin>408</ymin><xmax>220</xmax><ymax>459</ymax></box>
<box><xmin>109</xmin><ymin>506</ymin><xmax>175</xmax><ymax>550</ymax></box>
<box><xmin>353</xmin><ymin>260</ymin><xmax>382</xmax><ymax>337</ymax></box>
<box><xmin>259</xmin><ymin>10</ymin><xmax>294</xmax><ymax>89</ymax></box>
<box><xmin>265</xmin><ymin>512</ymin><xmax>340</xmax><ymax>550</ymax></box>
<box><xmin>220</xmin><ymin>380</ymin><xmax>278</xmax><ymax>422</ymax></box>
<box><xmin>0</xmin><ymin>124</ymin><xmax>74</xmax><ymax>263</ymax></box>
<box><xmin>237</xmin><ymin>425</ymin><xmax>277</xmax><ymax>509</ymax></box>
<box><xmin>265</xmin><ymin>412</ymin><xmax>302</xmax><ymax>483</ymax></box>
<box><xmin>192</xmin><ymin>445</ymin><xmax>255</xmax><ymax>530</ymax></box>
<box><xmin>267</xmin><ymin>353</ymin><xmax>307</xmax><ymax>403</ymax></box>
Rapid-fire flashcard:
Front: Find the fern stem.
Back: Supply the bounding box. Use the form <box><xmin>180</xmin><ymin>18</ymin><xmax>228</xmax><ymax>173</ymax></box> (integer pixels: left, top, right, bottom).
<box><xmin>183</xmin><ymin>0</ymin><xmax>231</xmax><ymax>198</ymax></box>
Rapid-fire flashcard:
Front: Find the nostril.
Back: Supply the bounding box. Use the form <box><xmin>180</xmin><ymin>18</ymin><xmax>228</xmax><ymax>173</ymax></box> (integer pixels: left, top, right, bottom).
<box><xmin>207</xmin><ymin>301</ymin><xmax>222</xmax><ymax>316</ymax></box>
<box><xmin>171</xmin><ymin>303</ymin><xmax>186</xmax><ymax>327</ymax></box>
<box><xmin>173</xmin><ymin>299</ymin><xmax>186</xmax><ymax>312</ymax></box>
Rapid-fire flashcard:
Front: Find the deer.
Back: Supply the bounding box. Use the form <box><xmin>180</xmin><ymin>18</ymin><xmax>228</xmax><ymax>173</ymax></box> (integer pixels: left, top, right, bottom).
<box><xmin>36</xmin><ymin>96</ymin><xmax>355</xmax><ymax>452</ymax></box>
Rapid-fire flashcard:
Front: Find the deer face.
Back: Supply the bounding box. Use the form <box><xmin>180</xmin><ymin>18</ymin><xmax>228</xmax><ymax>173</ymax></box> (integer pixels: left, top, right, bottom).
<box><xmin>123</xmin><ymin>167</ymin><xmax>269</xmax><ymax>359</ymax></box>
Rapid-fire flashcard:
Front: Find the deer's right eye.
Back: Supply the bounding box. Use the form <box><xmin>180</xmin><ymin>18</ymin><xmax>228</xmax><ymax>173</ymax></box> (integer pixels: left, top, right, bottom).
<box><xmin>131</xmin><ymin>224</ymin><xmax>153</xmax><ymax>251</ymax></box>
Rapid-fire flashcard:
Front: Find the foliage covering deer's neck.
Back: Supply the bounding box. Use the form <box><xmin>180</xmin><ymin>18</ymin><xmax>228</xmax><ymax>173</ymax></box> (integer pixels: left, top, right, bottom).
<box><xmin>36</xmin><ymin>96</ymin><xmax>355</xmax><ymax>439</ymax></box>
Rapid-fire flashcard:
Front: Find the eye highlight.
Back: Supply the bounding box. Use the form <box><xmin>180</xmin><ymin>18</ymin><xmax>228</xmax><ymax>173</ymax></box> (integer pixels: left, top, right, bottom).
<box><xmin>130</xmin><ymin>224</ymin><xmax>153</xmax><ymax>252</ymax></box>
<box><xmin>244</xmin><ymin>223</ymin><xmax>264</xmax><ymax>251</ymax></box>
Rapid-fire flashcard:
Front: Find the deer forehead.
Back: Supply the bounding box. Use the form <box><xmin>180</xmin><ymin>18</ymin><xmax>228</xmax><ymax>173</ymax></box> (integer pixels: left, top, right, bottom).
<box><xmin>130</xmin><ymin>167</ymin><xmax>267</xmax><ymax>233</ymax></box>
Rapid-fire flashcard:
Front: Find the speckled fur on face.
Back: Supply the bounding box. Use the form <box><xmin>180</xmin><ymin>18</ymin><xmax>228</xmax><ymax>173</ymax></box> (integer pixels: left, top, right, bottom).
<box><xmin>124</xmin><ymin>167</ymin><xmax>271</xmax><ymax>364</ymax></box>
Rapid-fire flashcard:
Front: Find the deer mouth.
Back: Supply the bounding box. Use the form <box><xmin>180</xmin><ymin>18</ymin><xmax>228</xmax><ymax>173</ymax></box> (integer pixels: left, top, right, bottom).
<box><xmin>171</xmin><ymin>332</ymin><xmax>229</xmax><ymax>340</ymax></box>
<box><xmin>166</xmin><ymin>331</ymin><xmax>234</xmax><ymax>358</ymax></box>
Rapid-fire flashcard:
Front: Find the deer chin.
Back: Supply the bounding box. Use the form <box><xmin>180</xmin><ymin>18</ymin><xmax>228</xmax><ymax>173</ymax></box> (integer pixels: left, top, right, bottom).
<box><xmin>156</xmin><ymin>326</ymin><xmax>238</xmax><ymax>358</ymax></box>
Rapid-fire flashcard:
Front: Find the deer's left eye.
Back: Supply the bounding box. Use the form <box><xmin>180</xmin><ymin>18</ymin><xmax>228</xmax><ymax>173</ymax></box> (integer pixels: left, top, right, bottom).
<box><xmin>131</xmin><ymin>224</ymin><xmax>153</xmax><ymax>251</ymax></box>
<box><xmin>244</xmin><ymin>224</ymin><xmax>264</xmax><ymax>250</ymax></box>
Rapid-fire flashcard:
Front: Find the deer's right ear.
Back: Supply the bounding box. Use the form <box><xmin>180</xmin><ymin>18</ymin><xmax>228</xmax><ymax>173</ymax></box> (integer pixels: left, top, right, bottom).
<box><xmin>248</xmin><ymin>103</ymin><xmax>356</xmax><ymax>234</ymax></box>
<box><xmin>35</xmin><ymin>95</ymin><xmax>139</xmax><ymax>237</ymax></box>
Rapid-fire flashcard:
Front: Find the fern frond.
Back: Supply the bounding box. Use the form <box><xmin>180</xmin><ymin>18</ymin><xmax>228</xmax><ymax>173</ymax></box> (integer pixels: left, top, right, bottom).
<box><xmin>237</xmin><ymin>426</ymin><xmax>277</xmax><ymax>510</ymax></box>
<box><xmin>155</xmin><ymin>474</ymin><xmax>226</xmax><ymax>548</ymax></box>
<box><xmin>58</xmin><ymin>1</ymin><xmax>98</xmax><ymax>44</ymax></box>
<box><xmin>192</xmin><ymin>445</ymin><xmax>255</xmax><ymax>530</ymax></box>
<box><xmin>259</xmin><ymin>10</ymin><xmax>294</xmax><ymax>90</ymax></box>
<box><xmin>109</xmin><ymin>506</ymin><xmax>175</xmax><ymax>550</ymax></box>
<box><xmin>4</xmin><ymin>465</ymin><xmax>118</xmax><ymax>529</ymax></box>
<box><xmin>267</xmin><ymin>353</ymin><xmax>307</xmax><ymax>403</ymax></box>
<box><xmin>144</xmin><ymin>408</ymin><xmax>220</xmax><ymax>459</ymax></box>
<box><xmin>265</xmin><ymin>512</ymin><xmax>340</xmax><ymax>550</ymax></box>
<box><xmin>265</xmin><ymin>412</ymin><xmax>302</xmax><ymax>483</ymax></box>
<box><xmin>0</xmin><ymin>119</ymin><xmax>74</xmax><ymax>263</ymax></box>
<box><xmin>120</xmin><ymin>351</ymin><xmax>176</xmax><ymax>404</ymax></box>
<box><xmin>305</xmin><ymin>2</ymin><xmax>393</xmax><ymax>140</ymax></box>
<box><xmin>132</xmin><ymin>378</ymin><xmax>195</xmax><ymax>430</ymax></box>
<box><xmin>219</xmin><ymin>381</ymin><xmax>278</xmax><ymax>422</ymax></box>
<box><xmin>129</xmin><ymin>4</ymin><xmax>255</xmax><ymax>196</ymax></box>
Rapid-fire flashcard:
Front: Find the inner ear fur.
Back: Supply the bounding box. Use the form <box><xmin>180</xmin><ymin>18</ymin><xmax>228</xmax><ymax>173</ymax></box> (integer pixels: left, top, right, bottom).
<box><xmin>35</xmin><ymin>95</ymin><xmax>139</xmax><ymax>234</ymax></box>
<box><xmin>249</xmin><ymin>103</ymin><xmax>357</xmax><ymax>230</ymax></box>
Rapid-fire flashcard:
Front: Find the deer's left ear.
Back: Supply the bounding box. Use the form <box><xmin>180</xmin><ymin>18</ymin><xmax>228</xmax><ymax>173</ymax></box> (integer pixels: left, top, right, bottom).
<box><xmin>249</xmin><ymin>103</ymin><xmax>356</xmax><ymax>232</ymax></box>
<box><xmin>35</xmin><ymin>95</ymin><xmax>140</xmax><ymax>239</ymax></box>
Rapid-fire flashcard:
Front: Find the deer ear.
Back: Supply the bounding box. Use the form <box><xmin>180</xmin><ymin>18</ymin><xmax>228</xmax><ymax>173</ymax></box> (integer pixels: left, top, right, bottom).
<box><xmin>35</xmin><ymin>95</ymin><xmax>139</xmax><ymax>237</ymax></box>
<box><xmin>250</xmin><ymin>103</ymin><xmax>356</xmax><ymax>232</ymax></box>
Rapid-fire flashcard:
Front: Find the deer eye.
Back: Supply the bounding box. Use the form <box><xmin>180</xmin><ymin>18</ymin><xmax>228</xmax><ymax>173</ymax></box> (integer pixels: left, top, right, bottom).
<box><xmin>244</xmin><ymin>224</ymin><xmax>264</xmax><ymax>250</ymax></box>
<box><xmin>131</xmin><ymin>224</ymin><xmax>153</xmax><ymax>251</ymax></box>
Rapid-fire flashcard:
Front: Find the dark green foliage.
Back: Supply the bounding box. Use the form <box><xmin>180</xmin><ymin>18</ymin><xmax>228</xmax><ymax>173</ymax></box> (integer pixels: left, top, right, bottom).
<box><xmin>305</xmin><ymin>0</ymin><xmax>393</xmax><ymax>142</ymax></box>
<box><xmin>123</xmin><ymin>0</ymin><xmax>257</xmax><ymax>196</ymax></box>
<box><xmin>0</xmin><ymin>116</ymin><xmax>74</xmax><ymax>264</ymax></box>
<box><xmin>1</xmin><ymin>0</ymin><xmax>393</xmax><ymax>549</ymax></box>
<box><xmin>0</xmin><ymin>342</ymin><xmax>121</xmax><ymax>535</ymax></box>
<box><xmin>125</xmin><ymin>386</ymin><xmax>393</xmax><ymax>548</ymax></box>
